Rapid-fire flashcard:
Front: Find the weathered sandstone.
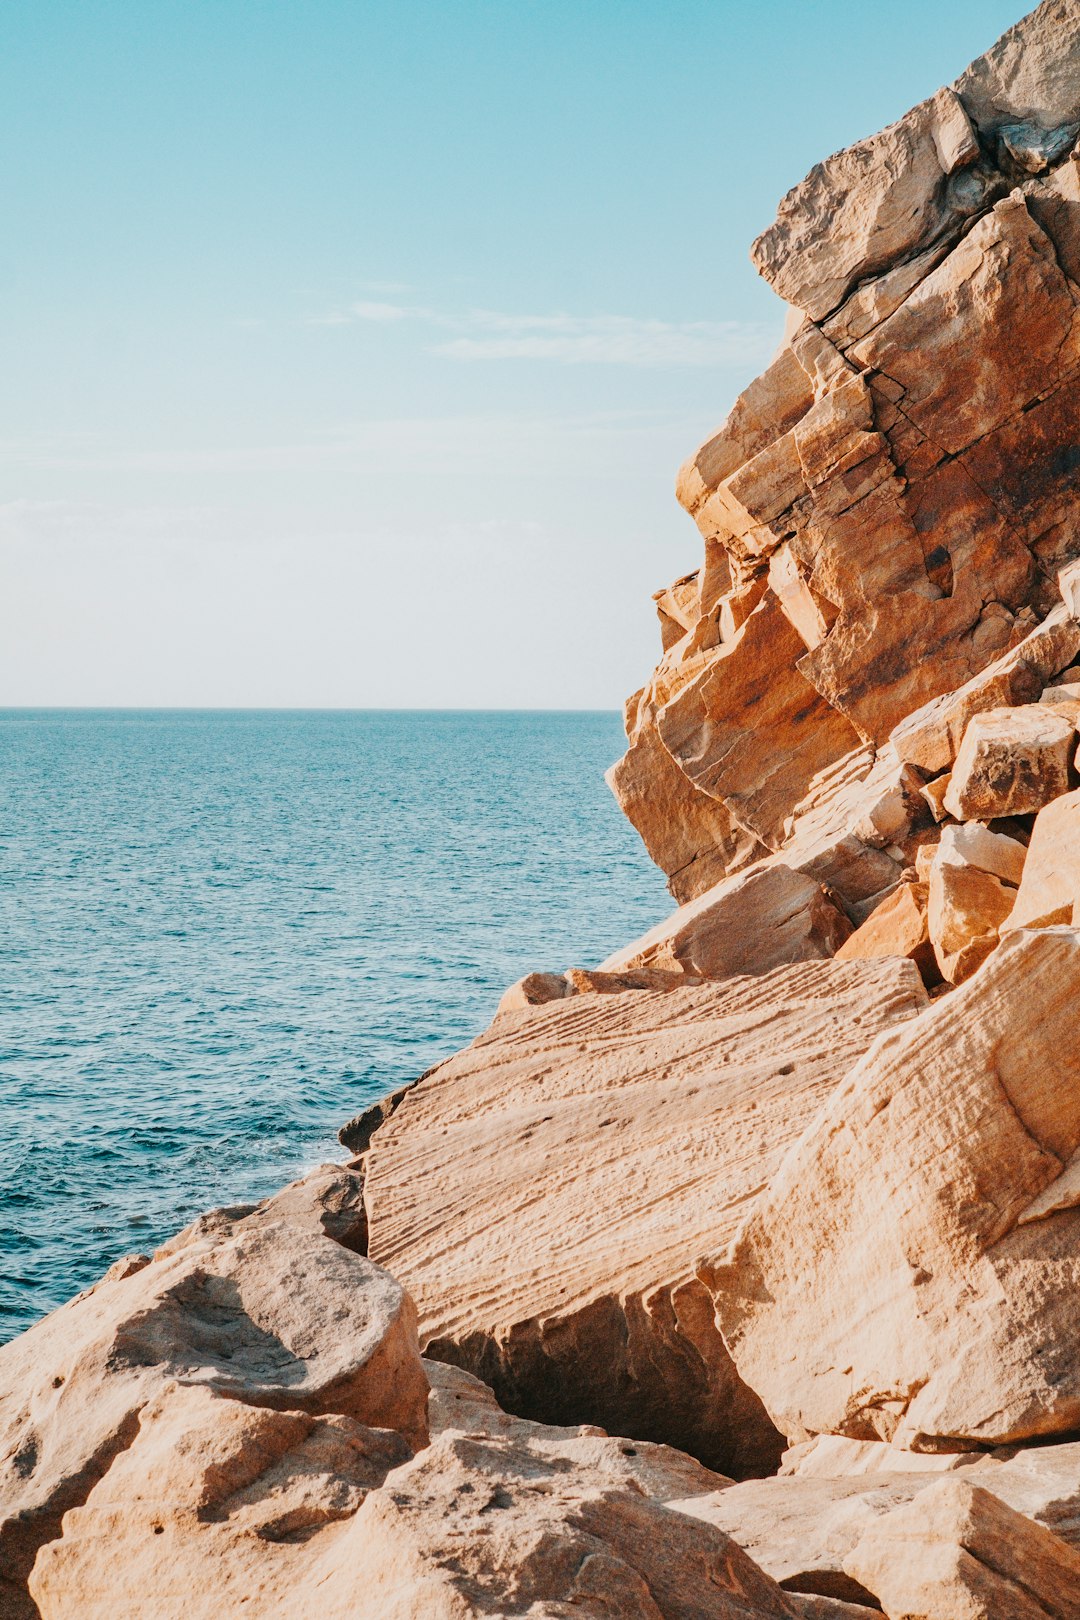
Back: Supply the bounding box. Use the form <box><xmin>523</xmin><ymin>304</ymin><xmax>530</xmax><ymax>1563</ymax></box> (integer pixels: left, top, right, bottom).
<box><xmin>701</xmin><ymin>928</ymin><xmax>1080</xmax><ymax>1452</ymax></box>
<box><xmin>0</xmin><ymin>1167</ymin><xmax>427</xmax><ymax>1620</ymax></box>
<box><xmin>364</xmin><ymin>959</ymin><xmax>926</xmax><ymax>1477</ymax></box>
<box><xmin>1003</xmin><ymin>785</ymin><xmax>1080</xmax><ymax>929</ymax></box>
<box><xmin>18</xmin><ymin>6</ymin><xmax>1080</xmax><ymax>1616</ymax></box>
<box><xmin>28</xmin><ymin>1359</ymin><xmax>805</xmax><ymax>1620</ymax></box>
<box><xmin>926</xmin><ymin>821</ymin><xmax>1024</xmax><ymax>982</ymax></box>
<box><xmin>834</xmin><ymin>879</ymin><xmax>936</xmax><ymax>984</ymax></box>
<box><xmin>844</xmin><ymin>1477</ymin><xmax>1080</xmax><ymax>1619</ymax></box>
<box><xmin>942</xmin><ymin>703</ymin><xmax>1075</xmax><ymax>820</ymax></box>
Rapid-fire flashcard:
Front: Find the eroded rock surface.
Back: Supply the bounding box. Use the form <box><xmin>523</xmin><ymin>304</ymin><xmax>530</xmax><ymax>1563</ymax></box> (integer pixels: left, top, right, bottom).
<box><xmin>701</xmin><ymin>929</ymin><xmax>1080</xmax><ymax>1452</ymax></box>
<box><xmin>611</xmin><ymin>2</ymin><xmax>1080</xmax><ymax>933</ymax></box>
<box><xmin>28</xmin><ymin>1360</ymin><xmax>805</xmax><ymax>1620</ymax></box>
<box><xmin>364</xmin><ymin>958</ymin><xmax>926</xmax><ymax>1477</ymax></box>
<box><xmin>0</xmin><ymin>1167</ymin><xmax>427</xmax><ymax>1620</ymax></box>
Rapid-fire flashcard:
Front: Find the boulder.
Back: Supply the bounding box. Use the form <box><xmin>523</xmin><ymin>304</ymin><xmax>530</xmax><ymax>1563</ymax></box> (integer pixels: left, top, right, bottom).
<box><xmin>0</xmin><ymin>1168</ymin><xmax>428</xmax><ymax>1620</ymax></box>
<box><xmin>1003</xmin><ymin>787</ymin><xmax>1080</xmax><ymax>932</ymax></box>
<box><xmin>942</xmin><ymin>704</ymin><xmax>1075</xmax><ymax>820</ymax></box>
<box><xmin>892</xmin><ymin>605</ymin><xmax>1080</xmax><ymax>775</ymax></box>
<box><xmin>843</xmin><ymin>1478</ymin><xmax>1080</xmax><ymax>1620</ymax></box>
<box><xmin>750</xmin><ymin>88</ymin><xmax>989</xmax><ymax>322</ymax></box>
<box><xmin>701</xmin><ymin>928</ymin><xmax>1080</xmax><ymax>1453</ymax></box>
<box><xmin>926</xmin><ymin>821</ymin><xmax>1025</xmax><ymax>982</ymax></box>
<box><xmin>671</xmin><ymin>1429</ymin><xmax>1080</xmax><ymax>1608</ymax></box>
<box><xmin>363</xmin><ymin>958</ymin><xmax>926</xmax><ymax>1477</ymax></box>
<box><xmin>28</xmin><ymin>1360</ymin><xmax>805</xmax><ymax>1620</ymax></box>
<box><xmin>599</xmin><ymin>861</ymin><xmax>852</xmax><ymax>981</ymax></box>
<box><xmin>834</xmin><ymin>880</ymin><xmax>937</xmax><ymax>984</ymax></box>
<box><xmin>495</xmin><ymin>970</ymin><xmax>571</xmax><ymax>1014</ymax></box>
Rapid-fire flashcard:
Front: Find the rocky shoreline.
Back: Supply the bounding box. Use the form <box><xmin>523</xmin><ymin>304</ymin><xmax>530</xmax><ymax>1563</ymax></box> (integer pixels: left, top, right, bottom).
<box><xmin>8</xmin><ymin>3</ymin><xmax>1080</xmax><ymax>1614</ymax></box>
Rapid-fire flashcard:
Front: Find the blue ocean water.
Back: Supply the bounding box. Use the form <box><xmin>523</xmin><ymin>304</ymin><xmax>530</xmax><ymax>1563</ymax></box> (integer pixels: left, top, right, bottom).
<box><xmin>0</xmin><ymin>709</ymin><xmax>671</xmax><ymax>1344</ymax></box>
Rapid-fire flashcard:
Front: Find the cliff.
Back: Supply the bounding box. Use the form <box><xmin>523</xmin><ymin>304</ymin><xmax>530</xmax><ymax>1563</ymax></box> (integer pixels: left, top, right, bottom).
<box><xmin>7</xmin><ymin>4</ymin><xmax>1080</xmax><ymax>1616</ymax></box>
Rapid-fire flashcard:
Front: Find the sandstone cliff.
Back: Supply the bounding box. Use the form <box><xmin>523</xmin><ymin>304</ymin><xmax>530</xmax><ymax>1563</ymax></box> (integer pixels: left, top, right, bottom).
<box><xmin>8</xmin><ymin>4</ymin><xmax>1080</xmax><ymax>1616</ymax></box>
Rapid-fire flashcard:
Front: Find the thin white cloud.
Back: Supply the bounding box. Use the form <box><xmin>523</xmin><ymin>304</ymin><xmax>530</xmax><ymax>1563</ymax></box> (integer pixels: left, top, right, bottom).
<box><xmin>304</xmin><ymin>299</ymin><xmax>779</xmax><ymax>367</ymax></box>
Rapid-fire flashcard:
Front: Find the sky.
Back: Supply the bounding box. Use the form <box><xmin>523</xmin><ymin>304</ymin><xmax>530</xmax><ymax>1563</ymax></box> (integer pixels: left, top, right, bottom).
<box><xmin>1</xmin><ymin>0</ymin><xmax>1026</xmax><ymax>707</ymax></box>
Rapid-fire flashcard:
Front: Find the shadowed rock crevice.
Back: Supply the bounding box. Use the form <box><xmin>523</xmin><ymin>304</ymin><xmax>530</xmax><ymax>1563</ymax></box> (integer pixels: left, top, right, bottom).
<box><xmin>425</xmin><ymin>1278</ymin><xmax>786</xmax><ymax>1480</ymax></box>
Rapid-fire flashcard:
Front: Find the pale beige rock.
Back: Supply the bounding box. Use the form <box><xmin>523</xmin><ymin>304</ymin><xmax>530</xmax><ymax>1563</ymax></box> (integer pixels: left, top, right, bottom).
<box><xmin>751</xmin><ymin>88</ymin><xmax>989</xmax><ymax>321</ymax></box>
<box><xmin>754</xmin><ymin>1</ymin><xmax>1080</xmax><ymax>322</ymax></box>
<box><xmin>702</xmin><ymin>928</ymin><xmax>1080</xmax><ymax>1452</ymax></box>
<box><xmin>956</xmin><ymin>1</ymin><xmax>1080</xmax><ymax>159</ymax></box>
<box><xmin>1003</xmin><ymin>787</ymin><xmax>1080</xmax><ymax>932</ymax></box>
<box><xmin>0</xmin><ymin>1167</ymin><xmax>428</xmax><ymax>1620</ymax></box>
<box><xmin>920</xmin><ymin>773</ymin><xmax>952</xmax><ymax>822</ymax></box>
<box><xmin>1040</xmin><ymin>678</ymin><xmax>1080</xmax><ymax>722</ymax></box>
<box><xmin>600</xmin><ymin>860</ymin><xmax>853</xmax><ymax>982</ymax></box>
<box><xmin>672</xmin><ymin>1434</ymin><xmax>1080</xmax><ymax>1608</ymax></box>
<box><xmin>942</xmin><ymin>704</ymin><xmax>1075</xmax><ymax>820</ymax></box>
<box><xmin>843</xmin><ymin>1478</ymin><xmax>1080</xmax><ymax>1620</ymax></box>
<box><xmin>364</xmin><ymin>958</ymin><xmax>926</xmax><ymax>1477</ymax></box>
<box><xmin>29</xmin><ymin>1362</ymin><xmax>803</xmax><ymax>1620</ymax></box>
<box><xmin>676</xmin><ymin>1474</ymin><xmax>922</xmax><ymax>1607</ymax></box>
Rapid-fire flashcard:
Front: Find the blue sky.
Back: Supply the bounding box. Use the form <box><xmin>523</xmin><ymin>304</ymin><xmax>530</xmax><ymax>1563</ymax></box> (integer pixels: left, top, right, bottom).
<box><xmin>1</xmin><ymin>0</ymin><xmax>1024</xmax><ymax>706</ymax></box>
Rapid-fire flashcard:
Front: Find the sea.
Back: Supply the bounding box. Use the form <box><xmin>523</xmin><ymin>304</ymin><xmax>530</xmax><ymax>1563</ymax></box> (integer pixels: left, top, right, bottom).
<box><xmin>0</xmin><ymin>708</ymin><xmax>672</xmax><ymax>1344</ymax></box>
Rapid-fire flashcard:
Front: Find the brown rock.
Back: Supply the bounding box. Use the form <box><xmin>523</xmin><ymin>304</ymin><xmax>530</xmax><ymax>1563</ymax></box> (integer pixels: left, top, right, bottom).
<box><xmin>834</xmin><ymin>881</ymin><xmax>937</xmax><ymax>984</ymax></box>
<box><xmin>29</xmin><ymin>1360</ymin><xmax>804</xmax><ymax>1620</ymax></box>
<box><xmin>600</xmin><ymin>861</ymin><xmax>852</xmax><ymax>981</ymax></box>
<box><xmin>1003</xmin><ymin>786</ymin><xmax>1080</xmax><ymax>932</ymax></box>
<box><xmin>843</xmin><ymin>1478</ymin><xmax>1080</xmax><ymax>1620</ymax></box>
<box><xmin>363</xmin><ymin>958</ymin><xmax>926</xmax><ymax>1477</ymax></box>
<box><xmin>0</xmin><ymin>1167</ymin><xmax>428</xmax><ymax>1620</ymax></box>
<box><xmin>891</xmin><ymin>605</ymin><xmax>1080</xmax><ymax>774</ymax></box>
<box><xmin>926</xmin><ymin>821</ymin><xmax>1024</xmax><ymax>983</ymax></box>
<box><xmin>654</xmin><ymin>593</ymin><xmax>861</xmax><ymax>850</ymax></box>
<box><xmin>942</xmin><ymin>704</ymin><xmax>1075</xmax><ymax>820</ymax></box>
<box><xmin>702</xmin><ymin>928</ymin><xmax>1080</xmax><ymax>1453</ymax></box>
<box><xmin>608</xmin><ymin>719</ymin><xmax>766</xmax><ymax>904</ymax></box>
<box><xmin>495</xmin><ymin>970</ymin><xmax>570</xmax><ymax>1014</ymax></box>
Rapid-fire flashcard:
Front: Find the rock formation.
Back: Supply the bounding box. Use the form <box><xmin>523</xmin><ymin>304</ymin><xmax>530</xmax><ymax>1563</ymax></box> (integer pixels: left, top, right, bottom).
<box><xmin>11</xmin><ymin>3</ymin><xmax>1080</xmax><ymax>1616</ymax></box>
<box><xmin>362</xmin><ymin>957</ymin><xmax>926</xmax><ymax>1478</ymax></box>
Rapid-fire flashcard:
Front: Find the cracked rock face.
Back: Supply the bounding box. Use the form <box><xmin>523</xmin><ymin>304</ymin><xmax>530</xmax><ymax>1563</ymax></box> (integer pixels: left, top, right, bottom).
<box><xmin>612</xmin><ymin>0</ymin><xmax>1080</xmax><ymax>919</ymax></box>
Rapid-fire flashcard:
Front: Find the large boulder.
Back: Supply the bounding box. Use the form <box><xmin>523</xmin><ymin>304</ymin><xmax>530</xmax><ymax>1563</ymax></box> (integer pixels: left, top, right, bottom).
<box><xmin>942</xmin><ymin>704</ymin><xmax>1075</xmax><ymax>820</ymax></box>
<box><xmin>0</xmin><ymin>1168</ymin><xmax>428</xmax><ymax>1620</ymax></box>
<box><xmin>363</xmin><ymin>959</ymin><xmax>926</xmax><ymax>1477</ymax></box>
<box><xmin>701</xmin><ymin>928</ymin><xmax>1080</xmax><ymax>1453</ymax></box>
<box><xmin>28</xmin><ymin>1359</ymin><xmax>805</xmax><ymax>1620</ymax></box>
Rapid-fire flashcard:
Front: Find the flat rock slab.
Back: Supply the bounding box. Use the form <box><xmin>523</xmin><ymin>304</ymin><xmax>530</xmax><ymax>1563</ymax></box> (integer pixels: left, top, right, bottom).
<box><xmin>364</xmin><ymin>958</ymin><xmax>926</xmax><ymax>1477</ymax></box>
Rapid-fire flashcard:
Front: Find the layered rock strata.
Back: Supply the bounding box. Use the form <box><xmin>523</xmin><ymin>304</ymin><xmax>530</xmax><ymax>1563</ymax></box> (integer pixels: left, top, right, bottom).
<box><xmin>12</xmin><ymin>5</ymin><xmax>1080</xmax><ymax>1618</ymax></box>
<box><xmin>362</xmin><ymin>957</ymin><xmax>926</xmax><ymax>1478</ymax></box>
